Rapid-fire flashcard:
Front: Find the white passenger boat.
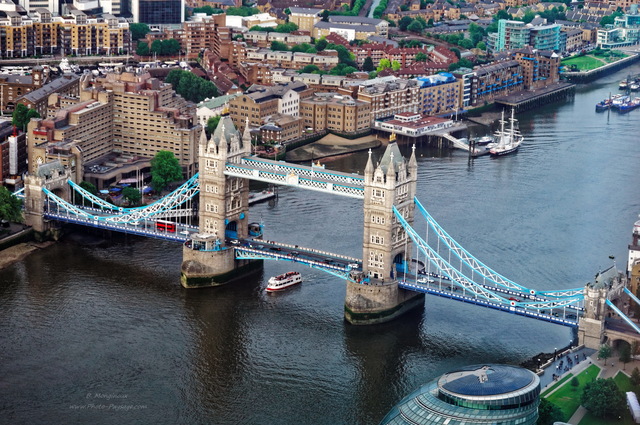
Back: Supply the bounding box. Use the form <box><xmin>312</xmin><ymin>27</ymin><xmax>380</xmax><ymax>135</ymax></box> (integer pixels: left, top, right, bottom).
<box><xmin>266</xmin><ymin>271</ymin><xmax>302</xmax><ymax>292</ymax></box>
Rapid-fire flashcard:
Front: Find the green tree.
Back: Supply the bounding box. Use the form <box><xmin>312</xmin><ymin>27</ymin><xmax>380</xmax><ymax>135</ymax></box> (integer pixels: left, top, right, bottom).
<box><xmin>12</xmin><ymin>103</ymin><xmax>40</xmax><ymax>131</ymax></box>
<box><xmin>321</xmin><ymin>9</ymin><xmax>330</xmax><ymax>21</ymax></box>
<box><xmin>79</xmin><ymin>181</ymin><xmax>98</xmax><ymax>196</ymax></box>
<box><xmin>458</xmin><ymin>38</ymin><xmax>474</xmax><ymax>49</ymax></box>
<box><xmin>271</xmin><ymin>41</ymin><xmax>289</xmax><ymax>51</ymax></box>
<box><xmin>414</xmin><ymin>52</ymin><xmax>427</xmax><ymax>62</ymax></box>
<box><xmin>496</xmin><ymin>10</ymin><xmax>512</xmax><ymax>20</ymax></box>
<box><xmin>399</xmin><ymin>16</ymin><xmax>414</xmax><ymax>31</ymax></box>
<box><xmin>206</xmin><ymin>116</ymin><xmax>221</xmax><ymax>136</ymax></box>
<box><xmin>377</xmin><ymin>58</ymin><xmax>392</xmax><ymax>72</ymax></box>
<box><xmin>598</xmin><ymin>344</ymin><xmax>612</xmax><ymax>362</ymax></box>
<box><xmin>571</xmin><ymin>376</ymin><xmax>579</xmax><ymax>388</ymax></box>
<box><xmin>151</xmin><ymin>39</ymin><xmax>163</xmax><ymax>55</ymax></box>
<box><xmin>226</xmin><ymin>6</ymin><xmax>260</xmax><ymax>16</ymax></box>
<box><xmin>329</xmin><ymin>63</ymin><xmax>357</xmax><ymax>76</ymax></box>
<box><xmin>136</xmin><ymin>41</ymin><xmax>150</xmax><ymax>56</ymax></box>
<box><xmin>451</xmin><ymin>47</ymin><xmax>461</xmax><ymax>59</ymax></box>
<box><xmin>122</xmin><ymin>186</ymin><xmax>141</xmax><ymax>206</ymax></box>
<box><xmin>150</xmin><ymin>151</ymin><xmax>183</xmax><ymax>192</ymax></box>
<box><xmin>284</xmin><ymin>7</ymin><xmax>291</xmax><ymax>15</ymax></box>
<box><xmin>536</xmin><ymin>398</ymin><xmax>563</xmax><ymax>425</ymax></box>
<box><xmin>391</xmin><ymin>60</ymin><xmax>401</xmax><ymax>71</ymax></box>
<box><xmin>0</xmin><ymin>186</ymin><xmax>23</xmax><ymax>223</ymax></box>
<box><xmin>161</xmin><ymin>39</ymin><xmax>181</xmax><ymax>55</ymax></box>
<box><xmin>407</xmin><ymin>20</ymin><xmax>424</xmax><ymax>33</ymax></box>
<box><xmin>299</xmin><ymin>64</ymin><xmax>321</xmax><ymax>74</ymax></box>
<box><xmin>631</xmin><ymin>367</ymin><xmax>640</xmax><ymax>386</ymax></box>
<box><xmin>476</xmin><ymin>41</ymin><xmax>487</xmax><ymax>51</ymax></box>
<box><xmin>316</xmin><ymin>38</ymin><xmax>328</xmax><ymax>51</ymax></box>
<box><xmin>130</xmin><ymin>23</ymin><xmax>150</xmax><ymax>41</ymax></box>
<box><xmin>274</xmin><ymin>22</ymin><xmax>298</xmax><ymax>32</ymax></box>
<box><xmin>581</xmin><ymin>378</ymin><xmax>625</xmax><ymax>419</ymax></box>
<box><xmin>362</xmin><ymin>56</ymin><xmax>375</xmax><ymax>71</ymax></box>
<box><xmin>619</xmin><ymin>342</ymin><xmax>631</xmax><ymax>369</ymax></box>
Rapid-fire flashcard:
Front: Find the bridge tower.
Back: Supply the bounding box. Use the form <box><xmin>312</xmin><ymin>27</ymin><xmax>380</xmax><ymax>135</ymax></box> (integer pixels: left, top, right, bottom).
<box><xmin>181</xmin><ymin>114</ymin><xmax>261</xmax><ymax>288</ymax></box>
<box><xmin>23</xmin><ymin>161</ymin><xmax>72</xmax><ymax>238</ymax></box>
<box><xmin>344</xmin><ymin>136</ymin><xmax>425</xmax><ymax>324</ymax></box>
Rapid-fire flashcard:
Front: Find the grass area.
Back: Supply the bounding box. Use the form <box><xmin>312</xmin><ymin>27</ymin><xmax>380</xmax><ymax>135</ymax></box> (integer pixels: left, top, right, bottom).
<box><xmin>578</xmin><ymin>371</ymin><xmax>638</xmax><ymax>425</ymax></box>
<box><xmin>541</xmin><ymin>373</ymin><xmax>573</xmax><ymax>397</ymax></box>
<box><xmin>545</xmin><ymin>364</ymin><xmax>601</xmax><ymax>421</ymax></box>
<box><xmin>562</xmin><ymin>51</ymin><xmax>629</xmax><ymax>71</ymax></box>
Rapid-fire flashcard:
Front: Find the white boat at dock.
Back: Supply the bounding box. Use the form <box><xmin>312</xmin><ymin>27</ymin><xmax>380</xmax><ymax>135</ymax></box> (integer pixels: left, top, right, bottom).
<box><xmin>489</xmin><ymin>109</ymin><xmax>523</xmax><ymax>157</ymax></box>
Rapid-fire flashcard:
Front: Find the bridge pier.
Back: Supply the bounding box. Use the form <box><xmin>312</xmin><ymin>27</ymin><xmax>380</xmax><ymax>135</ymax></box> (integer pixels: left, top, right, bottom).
<box><xmin>181</xmin><ymin>235</ymin><xmax>262</xmax><ymax>288</ymax></box>
<box><xmin>344</xmin><ymin>279</ymin><xmax>425</xmax><ymax>325</ymax></box>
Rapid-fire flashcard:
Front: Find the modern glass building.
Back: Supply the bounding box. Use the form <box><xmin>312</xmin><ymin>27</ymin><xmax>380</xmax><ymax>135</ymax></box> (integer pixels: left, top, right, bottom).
<box><xmin>380</xmin><ymin>364</ymin><xmax>540</xmax><ymax>425</ymax></box>
<box><xmin>130</xmin><ymin>0</ymin><xmax>185</xmax><ymax>24</ymax></box>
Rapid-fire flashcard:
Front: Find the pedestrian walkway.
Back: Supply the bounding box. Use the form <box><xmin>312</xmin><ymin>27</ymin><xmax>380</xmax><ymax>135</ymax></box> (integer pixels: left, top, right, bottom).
<box><xmin>538</xmin><ymin>346</ymin><xmax>596</xmax><ymax>392</ymax></box>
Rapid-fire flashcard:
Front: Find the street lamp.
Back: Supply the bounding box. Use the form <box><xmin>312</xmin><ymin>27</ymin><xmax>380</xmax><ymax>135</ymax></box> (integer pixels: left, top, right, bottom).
<box><xmin>554</xmin><ymin>347</ymin><xmax>558</xmax><ymax>361</ymax></box>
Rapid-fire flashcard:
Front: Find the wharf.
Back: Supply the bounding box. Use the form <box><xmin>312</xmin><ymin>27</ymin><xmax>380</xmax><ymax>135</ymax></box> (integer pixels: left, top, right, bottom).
<box><xmin>495</xmin><ymin>82</ymin><xmax>575</xmax><ymax>113</ymax></box>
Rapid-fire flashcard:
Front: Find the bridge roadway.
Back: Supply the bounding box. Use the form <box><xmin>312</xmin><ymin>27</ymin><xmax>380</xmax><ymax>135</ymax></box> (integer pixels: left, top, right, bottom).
<box><xmin>399</xmin><ymin>278</ymin><xmax>580</xmax><ymax>327</ymax></box>
<box><xmin>224</xmin><ymin>157</ymin><xmax>365</xmax><ymax>199</ymax></box>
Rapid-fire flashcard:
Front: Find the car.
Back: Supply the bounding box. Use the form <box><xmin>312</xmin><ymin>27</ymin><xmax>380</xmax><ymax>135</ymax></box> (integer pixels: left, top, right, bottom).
<box><xmin>349</xmin><ymin>263</ymin><xmax>359</xmax><ymax>269</ymax></box>
<box><xmin>180</xmin><ymin>230</ymin><xmax>190</xmax><ymax>235</ymax></box>
<box><xmin>270</xmin><ymin>246</ymin><xmax>282</xmax><ymax>251</ymax></box>
<box><xmin>229</xmin><ymin>239</ymin><xmax>241</xmax><ymax>245</ymax></box>
<box><xmin>508</xmin><ymin>297</ymin><xmax>521</xmax><ymax>302</ymax></box>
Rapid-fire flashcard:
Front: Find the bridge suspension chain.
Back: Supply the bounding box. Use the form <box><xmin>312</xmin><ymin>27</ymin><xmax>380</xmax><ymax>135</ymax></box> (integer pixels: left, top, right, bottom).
<box><xmin>413</xmin><ymin>197</ymin><xmax>584</xmax><ymax>299</ymax></box>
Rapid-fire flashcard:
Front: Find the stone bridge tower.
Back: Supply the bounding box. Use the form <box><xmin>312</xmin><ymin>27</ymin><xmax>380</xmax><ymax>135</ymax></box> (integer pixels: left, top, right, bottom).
<box><xmin>23</xmin><ymin>160</ymin><xmax>72</xmax><ymax>238</ymax></box>
<box><xmin>181</xmin><ymin>115</ymin><xmax>262</xmax><ymax>288</ymax></box>
<box><xmin>344</xmin><ymin>136</ymin><xmax>425</xmax><ymax>324</ymax></box>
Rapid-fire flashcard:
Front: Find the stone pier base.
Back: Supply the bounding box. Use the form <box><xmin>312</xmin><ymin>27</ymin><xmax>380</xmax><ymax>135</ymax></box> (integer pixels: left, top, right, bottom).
<box><xmin>344</xmin><ymin>279</ymin><xmax>425</xmax><ymax>325</ymax></box>
<box><xmin>181</xmin><ymin>245</ymin><xmax>263</xmax><ymax>288</ymax></box>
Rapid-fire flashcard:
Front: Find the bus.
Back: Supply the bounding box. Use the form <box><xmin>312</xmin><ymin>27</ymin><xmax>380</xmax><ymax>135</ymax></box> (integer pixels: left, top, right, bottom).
<box><xmin>156</xmin><ymin>220</ymin><xmax>177</xmax><ymax>232</ymax></box>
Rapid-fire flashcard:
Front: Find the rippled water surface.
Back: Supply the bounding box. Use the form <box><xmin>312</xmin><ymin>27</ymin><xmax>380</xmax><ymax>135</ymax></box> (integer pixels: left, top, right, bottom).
<box><xmin>1</xmin><ymin>64</ymin><xmax>640</xmax><ymax>424</ymax></box>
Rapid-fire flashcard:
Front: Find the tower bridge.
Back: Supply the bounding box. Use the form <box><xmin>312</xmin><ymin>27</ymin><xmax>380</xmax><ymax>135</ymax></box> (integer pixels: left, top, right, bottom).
<box><xmin>18</xmin><ymin>113</ymin><xmax>640</xmax><ymax>350</ymax></box>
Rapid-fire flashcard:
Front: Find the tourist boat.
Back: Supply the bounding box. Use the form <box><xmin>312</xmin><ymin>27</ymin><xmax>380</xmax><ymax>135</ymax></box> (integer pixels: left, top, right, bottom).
<box><xmin>266</xmin><ymin>271</ymin><xmax>302</xmax><ymax>292</ymax></box>
<box><xmin>489</xmin><ymin>109</ymin><xmax>523</xmax><ymax>157</ymax></box>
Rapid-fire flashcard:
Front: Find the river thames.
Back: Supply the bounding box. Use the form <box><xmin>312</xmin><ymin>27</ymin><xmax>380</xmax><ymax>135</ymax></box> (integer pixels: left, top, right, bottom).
<box><xmin>1</xmin><ymin>63</ymin><xmax>640</xmax><ymax>424</ymax></box>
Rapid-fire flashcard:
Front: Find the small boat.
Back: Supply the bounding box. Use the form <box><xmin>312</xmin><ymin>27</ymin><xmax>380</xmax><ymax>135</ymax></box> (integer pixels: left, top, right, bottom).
<box><xmin>248</xmin><ymin>189</ymin><xmax>275</xmax><ymax>205</ymax></box>
<box><xmin>489</xmin><ymin>109</ymin><xmax>523</xmax><ymax>157</ymax></box>
<box><xmin>59</xmin><ymin>58</ymin><xmax>72</xmax><ymax>74</ymax></box>
<box><xmin>620</xmin><ymin>79</ymin><xmax>629</xmax><ymax>90</ymax></box>
<box><xmin>630</xmin><ymin>82</ymin><xmax>640</xmax><ymax>92</ymax></box>
<box><xmin>266</xmin><ymin>271</ymin><xmax>302</xmax><ymax>292</ymax></box>
<box><xmin>618</xmin><ymin>97</ymin><xmax>640</xmax><ymax>113</ymax></box>
<box><xmin>475</xmin><ymin>135</ymin><xmax>494</xmax><ymax>146</ymax></box>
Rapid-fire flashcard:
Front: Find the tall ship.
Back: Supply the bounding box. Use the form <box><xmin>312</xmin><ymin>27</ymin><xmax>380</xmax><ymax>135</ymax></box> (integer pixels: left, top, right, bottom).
<box><xmin>266</xmin><ymin>271</ymin><xmax>302</xmax><ymax>292</ymax></box>
<box><xmin>489</xmin><ymin>109</ymin><xmax>524</xmax><ymax>157</ymax></box>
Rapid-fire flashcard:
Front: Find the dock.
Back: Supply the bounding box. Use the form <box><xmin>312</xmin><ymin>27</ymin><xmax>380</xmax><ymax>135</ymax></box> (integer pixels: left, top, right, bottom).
<box><xmin>495</xmin><ymin>82</ymin><xmax>575</xmax><ymax>113</ymax></box>
<box><xmin>440</xmin><ymin>133</ymin><xmax>490</xmax><ymax>157</ymax></box>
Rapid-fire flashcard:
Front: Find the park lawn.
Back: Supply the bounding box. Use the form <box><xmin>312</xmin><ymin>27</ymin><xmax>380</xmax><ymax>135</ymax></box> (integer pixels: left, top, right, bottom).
<box><xmin>561</xmin><ymin>55</ymin><xmax>604</xmax><ymax>71</ymax></box>
<box><xmin>545</xmin><ymin>364</ymin><xmax>601</xmax><ymax>421</ymax></box>
<box><xmin>578</xmin><ymin>372</ymin><xmax>638</xmax><ymax>425</ymax></box>
<box><xmin>541</xmin><ymin>373</ymin><xmax>573</xmax><ymax>397</ymax></box>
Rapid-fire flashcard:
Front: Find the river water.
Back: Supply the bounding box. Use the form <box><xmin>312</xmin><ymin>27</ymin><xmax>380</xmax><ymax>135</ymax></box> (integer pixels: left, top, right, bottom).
<box><xmin>2</xmin><ymin>64</ymin><xmax>640</xmax><ymax>424</ymax></box>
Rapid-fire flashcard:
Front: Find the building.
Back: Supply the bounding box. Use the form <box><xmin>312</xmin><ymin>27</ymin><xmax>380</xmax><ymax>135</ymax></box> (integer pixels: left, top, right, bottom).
<box><xmin>313</xmin><ymin>16</ymin><xmax>388</xmax><ymax>41</ymax></box>
<box><xmin>288</xmin><ymin>7</ymin><xmax>322</xmax><ymax>33</ymax></box>
<box><xmin>131</xmin><ymin>0</ymin><xmax>185</xmax><ymax>24</ymax></box>
<box><xmin>18</xmin><ymin>74</ymin><xmax>82</xmax><ymax>118</ymax></box>
<box><xmin>469</xmin><ymin>60</ymin><xmax>524</xmax><ymax>106</ymax></box>
<box><xmin>494</xmin><ymin>20</ymin><xmax>531</xmax><ymax>52</ymax></box>
<box><xmin>512</xmin><ymin>47</ymin><xmax>560</xmax><ymax>89</ymax></box>
<box><xmin>340</xmin><ymin>76</ymin><xmax>420</xmax><ymax>122</ymax></box>
<box><xmin>299</xmin><ymin>93</ymin><xmax>371</xmax><ymax>133</ymax></box>
<box><xmin>597</xmin><ymin>8</ymin><xmax>640</xmax><ymax>48</ymax></box>
<box><xmin>259</xmin><ymin>113</ymin><xmax>303</xmax><ymax>143</ymax></box>
<box><xmin>489</xmin><ymin>19</ymin><xmax>563</xmax><ymax>53</ymax></box>
<box><xmin>26</xmin><ymin>71</ymin><xmax>199</xmax><ymax>188</ymax></box>
<box><xmin>416</xmin><ymin>73</ymin><xmax>462</xmax><ymax>116</ymax></box>
<box><xmin>529</xmin><ymin>23</ymin><xmax>561</xmax><ymax>51</ymax></box>
<box><xmin>0</xmin><ymin>120</ymin><xmax>28</xmax><ymax>189</ymax></box>
<box><xmin>196</xmin><ymin>93</ymin><xmax>242</xmax><ymax>128</ymax></box>
<box><xmin>373</xmin><ymin>112</ymin><xmax>454</xmax><ymax>138</ymax></box>
<box><xmin>0</xmin><ymin>67</ymin><xmax>47</xmax><ymax>113</ymax></box>
<box><xmin>228</xmin><ymin>81</ymin><xmax>312</xmax><ymax>131</ymax></box>
<box><xmin>380</xmin><ymin>364</ymin><xmax>540</xmax><ymax>425</ymax></box>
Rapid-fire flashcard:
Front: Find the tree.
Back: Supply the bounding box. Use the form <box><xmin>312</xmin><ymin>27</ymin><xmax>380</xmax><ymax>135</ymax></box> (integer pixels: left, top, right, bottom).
<box><xmin>399</xmin><ymin>16</ymin><xmax>414</xmax><ymax>31</ymax></box>
<box><xmin>571</xmin><ymin>376</ymin><xmax>579</xmax><ymax>388</ymax></box>
<box><xmin>450</xmin><ymin>47</ymin><xmax>461</xmax><ymax>59</ymax></box>
<box><xmin>407</xmin><ymin>20</ymin><xmax>425</xmax><ymax>33</ymax></box>
<box><xmin>206</xmin><ymin>116</ymin><xmax>221</xmax><ymax>136</ymax></box>
<box><xmin>536</xmin><ymin>398</ymin><xmax>563</xmax><ymax>425</ymax></box>
<box><xmin>271</xmin><ymin>41</ymin><xmax>288</xmax><ymax>51</ymax></box>
<box><xmin>414</xmin><ymin>52</ymin><xmax>427</xmax><ymax>62</ymax></box>
<box><xmin>0</xmin><ymin>186</ymin><xmax>23</xmax><ymax>223</ymax></box>
<box><xmin>12</xmin><ymin>103</ymin><xmax>40</xmax><ymax>131</ymax></box>
<box><xmin>476</xmin><ymin>41</ymin><xmax>487</xmax><ymax>51</ymax></box>
<box><xmin>631</xmin><ymin>367</ymin><xmax>640</xmax><ymax>386</ymax></box>
<box><xmin>122</xmin><ymin>187</ymin><xmax>141</xmax><ymax>206</ymax></box>
<box><xmin>136</xmin><ymin>41</ymin><xmax>150</xmax><ymax>56</ymax></box>
<box><xmin>581</xmin><ymin>378</ymin><xmax>625</xmax><ymax>419</ymax></box>
<box><xmin>150</xmin><ymin>151</ymin><xmax>183</xmax><ymax>192</ymax></box>
<box><xmin>619</xmin><ymin>341</ymin><xmax>631</xmax><ymax>369</ymax></box>
<box><xmin>130</xmin><ymin>23</ymin><xmax>150</xmax><ymax>41</ymax></box>
<box><xmin>321</xmin><ymin>9</ymin><xmax>330</xmax><ymax>22</ymax></box>
<box><xmin>362</xmin><ymin>56</ymin><xmax>375</xmax><ymax>72</ymax></box>
<box><xmin>391</xmin><ymin>60</ymin><xmax>401</xmax><ymax>71</ymax></box>
<box><xmin>598</xmin><ymin>344</ymin><xmax>612</xmax><ymax>362</ymax></box>
<box><xmin>377</xmin><ymin>58</ymin><xmax>392</xmax><ymax>72</ymax></box>
<box><xmin>316</xmin><ymin>38</ymin><xmax>328</xmax><ymax>51</ymax></box>
<box><xmin>226</xmin><ymin>6</ymin><xmax>260</xmax><ymax>16</ymax></box>
<box><xmin>80</xmin><ymin>181</ymin><xmax>98</xmax><ymax>196</ymax></box>
<box><xmin>151</xmin><ymin>39</ymin><xmax>163</xmax><ymax>55</ymax></box>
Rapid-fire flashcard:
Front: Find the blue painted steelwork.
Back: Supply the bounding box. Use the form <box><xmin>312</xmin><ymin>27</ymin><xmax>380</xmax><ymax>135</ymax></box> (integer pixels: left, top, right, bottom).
<box><xmin>606</xmin><ymin>299</ymin><xmax>640</xmax><ymax>335</ymax></box>
<box><xmin>393</xmin><ymin>204</ymin><xmax>584</xmax><ymax>313</ymax></box>
<box><xmin>413</xmin><ymin>197</ymin><xmax>584</xmax><ymax>300</ymax></box>
<box><xmin>625</xmin><ymin>287</ymin><xmax>640</xmax><ymax>307</ymax></box>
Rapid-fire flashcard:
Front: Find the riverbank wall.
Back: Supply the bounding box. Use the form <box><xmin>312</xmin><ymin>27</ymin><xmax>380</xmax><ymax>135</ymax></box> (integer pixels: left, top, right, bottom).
<box><xmin>561</xmin><ymin>53</ymin><xmax>640</xmax><ymax>83</ymax></box>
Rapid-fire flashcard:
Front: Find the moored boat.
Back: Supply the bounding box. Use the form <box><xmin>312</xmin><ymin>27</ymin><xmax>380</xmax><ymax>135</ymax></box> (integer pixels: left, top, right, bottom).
<box><xmin>618</xmin><ymin>97</ymin><xmax>640</xmax><ymax>113</ymax></box>
<box><xmin>475</xmin><ymin>135</ymin><xmax>494</xmax><ymax>146</ymax></box>
<box><xmin>266</xmin><ymin>271</ymin><xmax>302</xmax><ymax>292</ymax></box>
<box><xmin>489</xmin><ymin>109</ymin><xmax>523</xmax><ymax>157</ymax></box>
